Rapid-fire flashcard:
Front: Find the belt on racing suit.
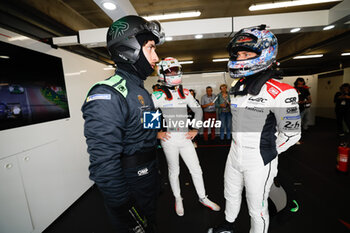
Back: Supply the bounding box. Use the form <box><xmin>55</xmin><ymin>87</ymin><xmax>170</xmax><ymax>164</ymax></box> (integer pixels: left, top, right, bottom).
<box><xmin>121</xmin><ymin>147</ymin><xmax>157</xmax><ymax>169</ymax></box>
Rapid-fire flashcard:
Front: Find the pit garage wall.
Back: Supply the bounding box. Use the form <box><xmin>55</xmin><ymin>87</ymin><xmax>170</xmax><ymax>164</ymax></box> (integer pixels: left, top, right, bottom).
<box><xmin>145</xmin><ymin>72</ymin><xmax>317</xmax><ymax>126</ymax></box>
<box><xmin>317</xmin><ymin>74</ymin><xmax>343</xmax><ymax>119</ymax></box>
<box><xmin>0</xmin><ymin>28</ymin><xmax>114</xmax><ymax>233</ymax></box>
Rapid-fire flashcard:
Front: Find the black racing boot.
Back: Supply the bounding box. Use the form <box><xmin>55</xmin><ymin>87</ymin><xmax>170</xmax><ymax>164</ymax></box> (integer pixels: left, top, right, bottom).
<box><xmin>207</xmin><ymin>220</ymin><xmax>234</xmax><ymax>233</ymax></box>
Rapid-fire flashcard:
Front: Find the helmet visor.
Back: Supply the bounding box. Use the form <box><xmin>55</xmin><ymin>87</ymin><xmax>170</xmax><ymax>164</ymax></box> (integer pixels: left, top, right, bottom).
<box><xmin>164</xmin><ymin>67</ymin><xmax>181</xmax><ymax>76</ymax></box>
<box><xmin>145</xmin><ymin>21</ymin><xmax>165</xmax><ymax>45</ymax></box>
<box><xmin>228</xmin><ymin>34</ymin><xmax>261</xmax><ymax>58</ymax></box>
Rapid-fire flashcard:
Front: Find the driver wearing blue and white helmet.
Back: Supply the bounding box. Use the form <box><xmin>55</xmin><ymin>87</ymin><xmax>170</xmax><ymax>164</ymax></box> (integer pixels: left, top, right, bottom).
<box><xmin>208</xmin><ymin>25</ymin><xmax>301</xmax><ymax>233</ymax></box>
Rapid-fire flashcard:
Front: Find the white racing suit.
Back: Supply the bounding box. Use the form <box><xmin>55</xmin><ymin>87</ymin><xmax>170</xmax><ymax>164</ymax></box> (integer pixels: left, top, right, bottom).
<box><xmin>225</xmin><ymin>78</ymin><xmax>301</xmax><ymax>233</ymax></box>
<box><xmin>151</xmin><ymin>87</ymin><xmax>207</xmax><ymax>199</ymax></box>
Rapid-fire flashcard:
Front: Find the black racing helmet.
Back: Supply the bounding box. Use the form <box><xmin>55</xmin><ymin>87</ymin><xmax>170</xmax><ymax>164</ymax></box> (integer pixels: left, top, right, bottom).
<box><xmin>107</xmin><ymin>15</ymin><xmax>165</xmax><ymax>64</ymax></box>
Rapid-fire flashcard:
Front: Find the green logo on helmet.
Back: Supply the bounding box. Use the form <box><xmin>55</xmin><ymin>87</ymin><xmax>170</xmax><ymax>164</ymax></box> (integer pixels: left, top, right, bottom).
<box><xmin>109</xmin><ymin>21</ymin><xmax>129</xmax><ymax>39</ymax></box>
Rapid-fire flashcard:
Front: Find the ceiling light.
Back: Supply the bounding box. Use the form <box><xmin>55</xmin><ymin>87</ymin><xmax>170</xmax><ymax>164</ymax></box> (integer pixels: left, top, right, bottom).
<box><xmin>249</xmin><ymin>0</ymin><xmax>342</xmax><ymax>11</ymax></box>
<box><xmin>102</xmin><ymin>2</ymin><xmax>117</xmax><ymax>10</ymax></box>
<box><xmin>213</xmin><ymin>58</ymin><xmax>229</xmax><ymax>62</ymax></box>
<box><xmin>179</xmin><ymin>61</ymin><xmax>194</xmax><ymax>65</ymax></box>
<box><xmin>8</xmin><ymin>36</ymin><xmax>29</xmax><ymax>41</ymax></box>
<box><xmin>341</xmin><ymin>52</ymin><xmax>350</xmax><ymax>56</ymax></box>
<box><xmin>195</xmin><ymin>34</ymin><xmax>203</xmax><ymax>39</ymax></box>
<box><xmin>0</xmin><ymin>55</ymin><xmax>10</xmax><ymax>59</ymax></box>
<box><xmin>65</xmin><ymin>72</ymin><xmax>82</xmax><ymax>76</ymax></box>
<box><xmin>143</xmin><ymin>11</ymin><xmax>201</xmax><ymax>21</ymax></box>
<box><xmin>293</xmin><ymin>54</ymin><xmax>323</xmax><ymax>59</ymax></box>
<box><xmin>65</xmin><ymin>70</ymin><xmax>89</xmax><ymax>76</ymax></box>
<box><xmin>165</xmin><ymin>37</ymin><xmax>173</xmax><ymax>41</ymax></box>
<box><xmin>290</xmin><ymin>28</ymin><xmax>301</xmax><ymax>33</ymax></box>
<box><xmin>323</xmin><ymin>25</ymin><xmax>335</xmax><ymax>30</ymax></box>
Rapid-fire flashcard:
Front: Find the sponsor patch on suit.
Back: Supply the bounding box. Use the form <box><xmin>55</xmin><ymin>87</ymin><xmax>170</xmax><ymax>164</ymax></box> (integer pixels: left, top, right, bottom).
<box><xmin>86</xmin><ymin>94</ymin><xmax>111</xmax><ymax>102</ymax></box>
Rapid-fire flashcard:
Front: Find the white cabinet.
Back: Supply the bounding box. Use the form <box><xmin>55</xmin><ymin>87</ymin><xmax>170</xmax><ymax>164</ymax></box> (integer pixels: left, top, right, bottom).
<box><xmin>0</xmin><ymin>140</ymin><xmax>92</xmax><ymax>233</ymax></box>
<box><xmin>0</xmin><ymin>156</ymin><xmax>33</xmax><ymax>233</ymax></box>
<box><xmin>17</xmin><ymin>142</ymin><xmax>66</xmax><ymax>233</ymax></box>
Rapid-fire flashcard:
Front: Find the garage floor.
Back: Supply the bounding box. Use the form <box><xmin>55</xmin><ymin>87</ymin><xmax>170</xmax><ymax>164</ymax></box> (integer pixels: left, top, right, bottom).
<box><xmin>43</xmin><ymin>118</ymin><xmax>350</xmax><ymax>233</ymax></box>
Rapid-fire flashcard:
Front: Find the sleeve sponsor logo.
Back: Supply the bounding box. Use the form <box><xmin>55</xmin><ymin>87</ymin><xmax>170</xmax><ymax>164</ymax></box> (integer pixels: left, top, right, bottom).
<box><xmin>282</xmin><ymin>115</ymin><xmax>301</xmax><ymax>120</ymax></box>
<box><xmin>86</xmin><ymin>94</ymin><xmax>111</xmax><ymax>102</ymax></box>
<box><xmin>284</xmin><ymin>97</ymin><xmax>297</xmax><ymax>105</ymax></box>
<box><xmin>286</xmin><ymin>107</ymin><xmax>298</xmax><ymax>114</ymax></box>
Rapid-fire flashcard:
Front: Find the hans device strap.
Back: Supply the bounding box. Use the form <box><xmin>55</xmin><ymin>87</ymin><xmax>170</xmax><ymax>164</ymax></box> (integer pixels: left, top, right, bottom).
<box><xmin>178</xmin><ymin>85</ymin><xmax>185</xmax><ymax>99</ymax></box>
<box><xmin>160</xmin><ymin>85</ymin><xmax>186</xmax><ymax>100</ymax></box>
<box><xmin>160</xmin><ymin>85</ymin><xmax>173</xmax><ymax>100</ymax></box>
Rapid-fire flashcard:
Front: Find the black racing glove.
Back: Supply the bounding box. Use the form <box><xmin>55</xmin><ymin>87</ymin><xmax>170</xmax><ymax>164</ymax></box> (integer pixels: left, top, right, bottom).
<box><xmin>115</xmin><ymin>198</ymin><xmax>152</xmax><ymax>233</ymax></box>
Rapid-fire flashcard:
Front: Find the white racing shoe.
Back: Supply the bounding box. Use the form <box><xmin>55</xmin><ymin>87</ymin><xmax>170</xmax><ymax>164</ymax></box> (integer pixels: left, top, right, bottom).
<box><xmin>175</xmin><ymin>197</ymin><xmax>184</xmax><ymax>216</ymax></box>
<box><xmin>199</xmin><ymin>196</ymin><xmax>221</xmax><ymax>211</ymax></box>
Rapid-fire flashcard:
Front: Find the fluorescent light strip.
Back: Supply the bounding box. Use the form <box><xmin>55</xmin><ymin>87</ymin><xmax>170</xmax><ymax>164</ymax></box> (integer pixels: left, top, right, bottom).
<box><xmin>323</xmin><ymin>25</ymin><xmax>335</xmax><ymax>30</ymax></box>
<box><xmin>179</xmin><ymin>61</ymin><xmax>193</xmax><ymax>64</ymax></box>
<box><xmin>65</xmin><ymin>70</ymin><xmax>88</xmax><ymax>76</ymax></box>
<box><xmin>65</xmin><ymin>72</ymin><xmax>81</xmax><ymax>76</ymax></box>
<box><xmin>165</xmin><ymin>37</ymin><xmax>173</xmax><ymax>41</ymax></box>
<box><xmin>195</xmin><ymin>34</ymin><xmax>203</xmax><ymax>39</ymax></box>
<box><xmin>249</xmin><ymin>0</ymin><xmax>342</xmax><ymax>11</ymax></box>
<box><xmin>293</xmin><ymin>54</ymin><xmax>323</xmax><ymax>59</ymax></box>
<box><xmin>0</xmin><ymin>55</ymin><xmax>10</xmax><ymax>59</ymax></box>
<box><xmin>104</xmin><ymin>65</ymin><xmax>115</xmax><ymax>70</ymax></box>
<box><xmin>143</xmin><ymin>11</ymin><xmax>201</xmax><ymax>21</ymax></box>
<box><xmin>8</xmin><ymin>36</ymin><xmax>29</xmax><ymax>41</ymax></box>
<box><xmin>213</xmin><ymin>58</ymin><xmax>229</xmax><ymax>62</ymax></box>
<box><xmin>341</xmin><ymin>52</ymin><xmax>350</xmax><ymax>56</ymax></box>
<box><xmin>290</xmin><ymin>28</ymin><xmax>301</xmax><ymax>33</ymax></box>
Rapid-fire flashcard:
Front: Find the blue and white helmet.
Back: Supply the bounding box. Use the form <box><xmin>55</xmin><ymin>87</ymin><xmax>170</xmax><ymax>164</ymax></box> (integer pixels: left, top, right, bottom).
<box><xmin>227</xmin><ymin>25</ymin><xmax>278</xmax><ymax>78</ymax></box>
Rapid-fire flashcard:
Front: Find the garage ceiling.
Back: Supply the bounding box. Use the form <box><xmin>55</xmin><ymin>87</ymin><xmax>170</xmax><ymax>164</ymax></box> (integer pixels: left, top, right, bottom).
<box><xmin>0</xmin><ymin>0</ymin><xmax>350</xmax><ymax>76</ymax></box>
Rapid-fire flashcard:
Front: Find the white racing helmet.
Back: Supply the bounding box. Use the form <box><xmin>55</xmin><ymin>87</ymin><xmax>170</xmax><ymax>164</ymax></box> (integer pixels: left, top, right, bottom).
<box><xmin>157</xmin><ymin>57</ymin><xmax>182</xmax><ymax>86</ymax></box>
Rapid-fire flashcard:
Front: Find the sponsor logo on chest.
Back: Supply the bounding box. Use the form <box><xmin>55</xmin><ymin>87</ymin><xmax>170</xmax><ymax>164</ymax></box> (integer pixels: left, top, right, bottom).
<box><xmin>284</xmin><ymin>97</ymin><xmax>297</xmax><ymax>105</ymax></box>
<box><xmin>268</xmin><ymin>86</ymin><xmax>280</xmax><ymax>97</ymax></box>
<box><xmin>248</xmin><ymin>97</ymin><xmax>267</xmax><ymax>103</ymax></box>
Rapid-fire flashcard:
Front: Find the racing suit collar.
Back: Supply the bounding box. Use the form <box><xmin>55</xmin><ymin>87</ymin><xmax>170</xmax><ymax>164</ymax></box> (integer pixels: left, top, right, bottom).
<box><xmin>115</xmin><ymin>68</ymin><xmax>144</xmax><ymax>88</ymax></box>
<box><xmin>230</xmin><ymin>69</ymin><xmax>282</xmax><ymax>96</ymax></box>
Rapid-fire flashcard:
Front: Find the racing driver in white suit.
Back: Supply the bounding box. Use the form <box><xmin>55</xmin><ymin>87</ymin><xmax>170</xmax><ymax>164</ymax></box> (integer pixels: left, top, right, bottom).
<box><xmin>208</xmin><ymin>25</ymin><xmax>301</xmax><ymax>233</ymax></box>
<box><xmin>152</xmin><ymin>57</ymin><xmax>220</xmax><ymax>216</ymax></box>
